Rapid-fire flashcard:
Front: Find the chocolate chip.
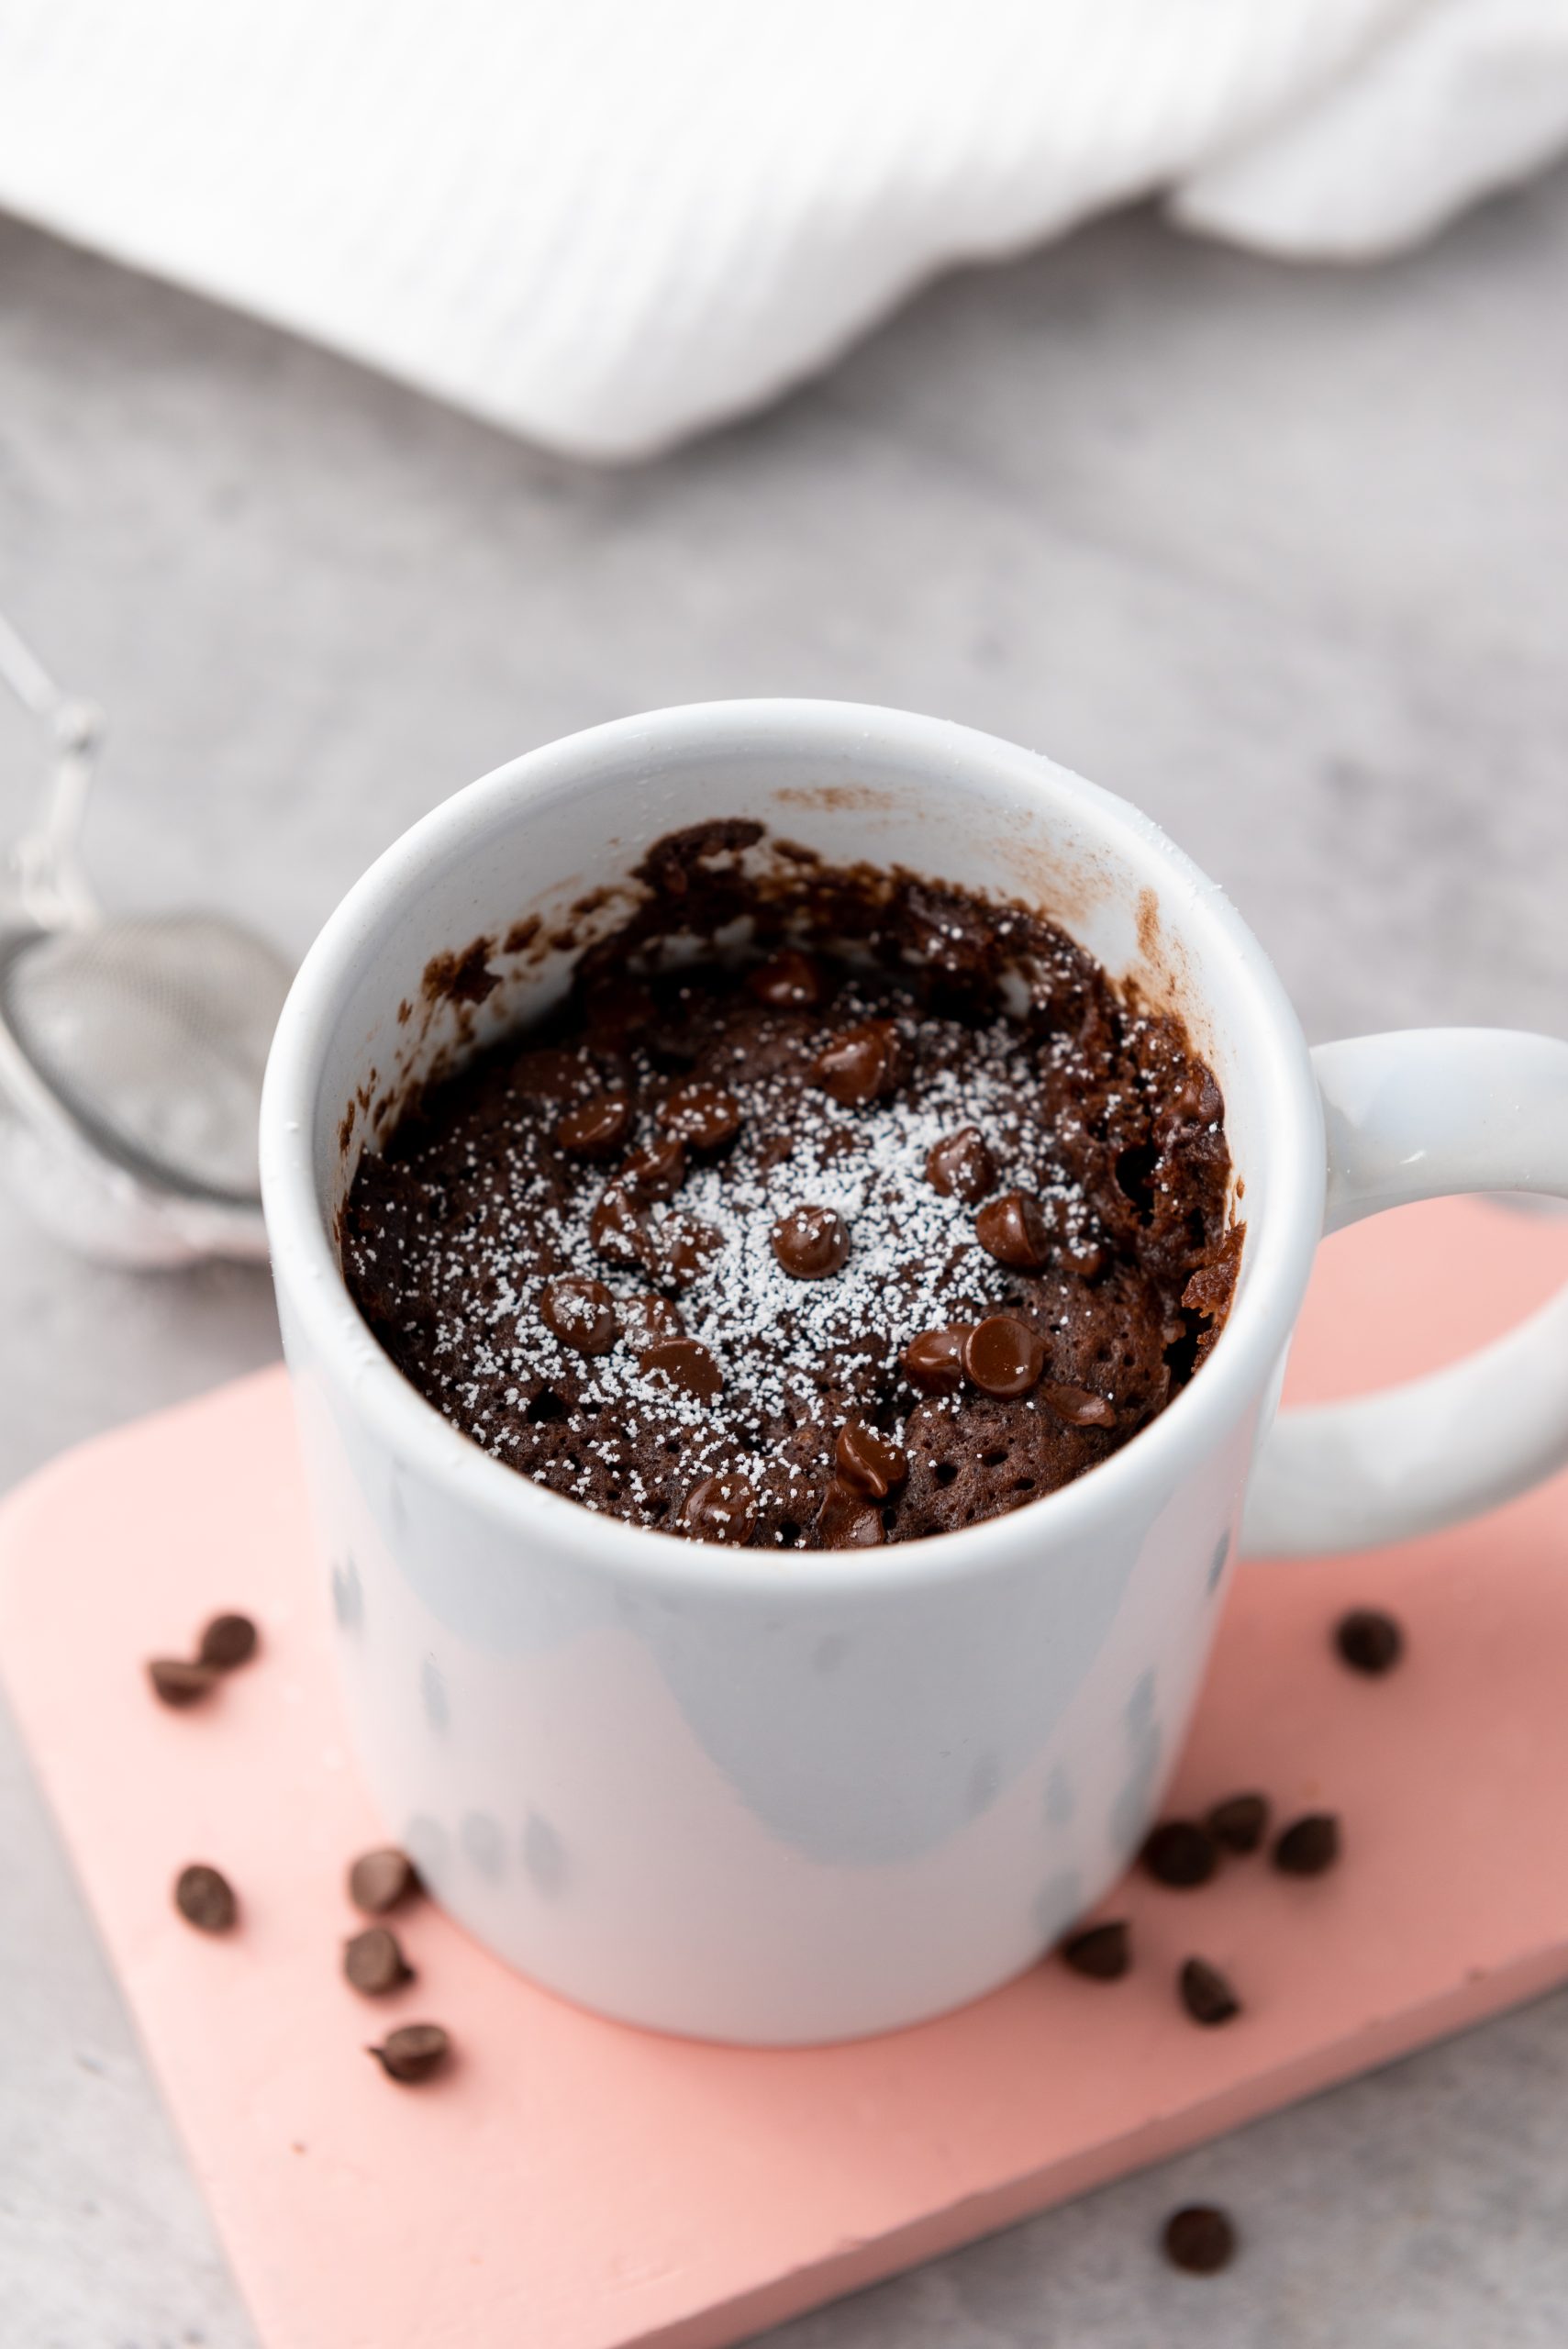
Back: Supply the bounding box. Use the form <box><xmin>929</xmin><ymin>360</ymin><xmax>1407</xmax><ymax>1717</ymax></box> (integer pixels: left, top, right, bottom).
<box><xmin>1162</xmin><ymin>2205</ymin><xmax>1237</xmax><ymax>2274</ymax></box>
<box><xmin>1179</xmin><ymin>1956</ymin><xmax>1240</xmax><ymax>2025</ymax></box>
<box><xmin>771</xmin><ymin>1204</ymin><xmax>851</xmax><ymax>1279</ymax></box>
<box><xmin>1206</xmin><ymin>1793</ymin><xmax>1270</xmax><ymax>1854</ymax></box>
<box><xmin>656</xmin><ymin>1083</ymin><xmax>741</xmax><ymax>1152</ymax></box>
<box><xmin>148</xmin><ymin>1657</ymin><xmax>219</xmax><ymax>1708</ymax></box>
<box><xmin>924</xmin><ymin>1126</ymin><xmax>997</xmax><ymax>1206</ymax></box>
<box><xmin>973</xmin><ymin>1190</ymin><xmax>1053</xmax><ymax>1271</ymax></box>
<box><xmin>812</xmin><ymin>1019</ymin><xmax>905</xmax><ymax>1107</ymax></box>
<box><xmin>900</xmin><ymin>1325</ymin><xmax>972</xmax><ymax>1395</ymax></box>
<box><xmin>1273</xmin><ymin>1812</ymin><xmax>1340</xmax><ymax>1876</ymax></box>
<box><xmin>368</xmin><ymin>2021</ymin><xmax>450</xmax><ymax>2084</ymax></box>
<box><xmin>1141</xmin><ymin>1820</ymin><xmax>1218</xmax><ymax>1887</ymax></box>
<box><xmin>816</xmin><ymin>1477</ymin><xmax>884</xmax><ymax>1548</ymax></box>
<box><xmin>554</xmin><ymin>1090</ymin><xmax>634</xmax><ymax>1159</ymax></box>
<box><xmin>962</xmin><ymin>1315</ymin><xmax>1046</xmax><ymax>1399</ymax></box>
<box><xmin>1040</xmin><ymin>1382</ymin><xmax>1116</xmax><ymax>1430</ymax></box>
<box><xmin>1335</xmin><ymin>1608</ymin><xmax>1403</xmax><ymax>1675</ymax></box>
<box><xmin>639</xmin><ymin>1336</ymin><xmax>723</xmax><ymax>1401</ymax></box>
<box><xmin>650</xmin><ymin>1215</ymin><xmax>723</xmax><ymax>1287</ymax></box>
<box><xmin>1061</xmin><ymin>1920</ymin><xmax>1130</xmax><ymax>1980</ymax></box>
<box><xmin>539</xmin><ymin>1275</ymin><xmax>618</xmax><ymax>1355</ymax></box>
<box><xmin>348</xmin><ymin>1846</ymin><xmax>420</xmax><ymax>1916</ymax></box>
<box><xmin>623</xmin><ymin>1133</ymin><xmax>687</xmax><ymax>1199</ymax></box>
<box><xmin>834</xmin><ymin>1420</ymin><xmax>908</xmax><ymax>1499</ymax></box>
<box><xmin>684</xmin><ymin>1472</ymin><xmax>758</xmax><ymax>1543</ymax></box>
<box><xmin>197</xmin><ymin>1613</ymin><xmax>259</xmax><ymax>1671</ymax></box>
<box><xmin>344</xmin><ymin>1924</ymin><xmax>414</xmax><ymax>1996</ymax></box>
<box><xmin>747</xmin><ymin>949</ymin><xmax>824</xmax><ymax>1009</ymax></box>
<box><xmin>588</xmin><ymin>1182</ymin><xmax>651</xmax><ymax>1268</ymax></box>
<box><xmin>620</xmin><ymin>1292</ymin><xmax>684</xmax><ymax>1351</ymax></box>
<box><xmin>1063</xmin><ymin>1238</ymin><xmax>1106</xmax><ymax>1279</ymax></box>
<box><xmin>174</xmin><ymin>1863</ymin><xmax>238</xmax><ymax>1933</ymax></box>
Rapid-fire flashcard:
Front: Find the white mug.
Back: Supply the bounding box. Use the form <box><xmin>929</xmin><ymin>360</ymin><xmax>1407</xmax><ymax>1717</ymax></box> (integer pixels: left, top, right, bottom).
<box><xmin>260</xmin><ymin>701</ymin><xmax>1568</xmax><ymax>2044</ymax></box>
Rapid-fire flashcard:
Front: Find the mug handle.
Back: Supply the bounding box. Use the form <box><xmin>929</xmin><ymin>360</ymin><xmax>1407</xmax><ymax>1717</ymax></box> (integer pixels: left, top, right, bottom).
<box><xmin>1241</xmin><ymin>1030</ymin><xmax>1568</xmax><ymax>1556</ymax></box>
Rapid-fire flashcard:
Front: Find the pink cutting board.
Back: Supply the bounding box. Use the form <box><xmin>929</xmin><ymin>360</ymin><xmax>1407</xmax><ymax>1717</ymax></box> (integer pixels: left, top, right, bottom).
<box><xmin>4</xmin><ymin>1196</ymin><xmax>1568</xmax><ymax>2349</ymax></box>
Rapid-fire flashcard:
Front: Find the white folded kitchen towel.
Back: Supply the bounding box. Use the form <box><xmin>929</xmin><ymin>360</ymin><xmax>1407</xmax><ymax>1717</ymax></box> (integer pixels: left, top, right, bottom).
<box><xmin>0</xmin><ymin>0</ymin><xmax>1564</xmax><ymax>461</ymax></box>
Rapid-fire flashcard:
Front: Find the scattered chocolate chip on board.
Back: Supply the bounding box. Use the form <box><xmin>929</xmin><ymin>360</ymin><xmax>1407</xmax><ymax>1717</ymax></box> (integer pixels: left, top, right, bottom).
<box><xmin>369</xmin><ymin>2022</ymin><xmax>450</xmax><ymax>2084</ymax></box>
<box><xmin>1179</xmin><ymin>1957</ymin><xmax>1240</xmax><ymax>2026</ymax></box>
<box><xmin>174</xmin><ymin>1863</ymin><xmax>238</xmax><ymax>1934</ymax></box>
<box><xmin>1162</xmin><ymin>2204</ymin><xmax>1238</xmax><ymax>2275</ymax></box>
<box><xmin>197</xmin><ymin>1611</ymin><xmax>260</xmax><ymax>1670</ymax></box>
<box><xmin>1061</xmin><ymin>1920</ymin><xmax>1131</xmax><ymax>1981</ymax></box>
<box><xmin>348</xmin><ymin>1845</ymin><xmax>420</xmax><ymax>1915</ymax></box>
<box><xmin>1335</xmin><ymin>1608</ymin><xmax>1404</xmax><ymax>1675</ymax></box>
<box><xmin>344</xmin><ymin>1925</ymin><xmax>414</xmax><ymax>1995</ymax></box>
<box><xmin>148</xmin><ymin>1657</ymin><xmax>219</xmax><ymax>1708</ymax></box>
<box><xmin>1206</xmin><ymin>1792</ymin><xmax>1270</xmax><ymax>1854</ymax></box>
<box><xmin>1141</xmin><ymin>1819</ymin><xmax>1218</xmax><ymax>1887</ymax></box>
<box><xmin>1273</xmin><ymin>1812</ymin><xmax>1341</xmax><ymax>1876</ymax></box>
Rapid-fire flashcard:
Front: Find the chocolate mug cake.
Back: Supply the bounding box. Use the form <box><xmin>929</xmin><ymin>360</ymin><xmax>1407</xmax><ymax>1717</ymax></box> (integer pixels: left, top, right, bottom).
<box><xmin>343</xmin><ymin>820</ymin><xmax>1240</xmax><ymax>1550</ymax></box>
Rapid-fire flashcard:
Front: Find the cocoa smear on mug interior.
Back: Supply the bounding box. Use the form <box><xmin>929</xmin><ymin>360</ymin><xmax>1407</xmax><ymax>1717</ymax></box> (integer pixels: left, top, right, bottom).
<box><xmin>342</xmin><ymin>819</ymin><xmax>1242</xmax><ymax>1551</ymax></box>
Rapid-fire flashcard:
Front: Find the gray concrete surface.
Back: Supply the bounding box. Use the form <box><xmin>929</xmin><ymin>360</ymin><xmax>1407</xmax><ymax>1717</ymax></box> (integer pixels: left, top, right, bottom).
<box><xmin>1</xmin><ymin>163</ymin><xmax>1566</xmax><ymax>2345</ymax></box>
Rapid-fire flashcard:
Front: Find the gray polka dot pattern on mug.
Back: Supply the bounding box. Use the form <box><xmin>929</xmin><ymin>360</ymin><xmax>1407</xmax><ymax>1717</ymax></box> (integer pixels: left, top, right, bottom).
<box><xmin>420</xmin><ymin>1653</ymin><xmax>450</xmax><ymax>1734</ymax></box>
<box><xmin>522</xmin><ymin>1809</ymin><xmax>568</xmax><ymax>1898</ymax></box>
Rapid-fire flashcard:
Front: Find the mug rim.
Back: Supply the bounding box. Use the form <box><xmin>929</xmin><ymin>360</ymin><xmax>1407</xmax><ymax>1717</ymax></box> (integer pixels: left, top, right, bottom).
<box><xmin>261</xmin><ymin>698</ymin><xmax>1326</xmax><ymax>1597</ymax></box>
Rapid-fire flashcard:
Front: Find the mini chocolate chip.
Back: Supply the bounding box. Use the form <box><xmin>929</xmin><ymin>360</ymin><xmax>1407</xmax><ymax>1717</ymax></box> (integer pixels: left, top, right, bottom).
<box><xmin>925</xmin><ymin>1126</ymin><xmax>997</xmax><ymax>1206</ymax></box>
<box><xmin>1141</xmin><ymin>1820</ymin><xmax>1218</xmax><ymax>1887</ymax></box>
<box><xmin>554</xmin><ymin>1090</ymin><xmax>633</xmax><ymax>1159</ymax></box>
<box><xmin>174</xmin><ymin>1863</ymin><xmax>238</xmax><ymax>1933</ymax></box>
<box><xmin>1179</xmin><ymin>1956</ymin><xmax>1240</xmax><ymax>2025</ymax></box>
<box><xmin>1206</xmin><ymin>1793</ymin><xmax>1270</xmax><ymax>1854</ymax></box>
<box><xmin>812</xmin><ymin>1019</ymin><xmax>904</xmax><ymax>1107</ymax></box>
<box><xmin>901</xmin><ymin>1325</ymin><xmax>972</xmax><ymax>1395</ymax></box>
<box><xmin>816</xmin><ymin>1477</ymin><xmax>884</xmax><ymax>1548</ymax></box>
<box><xmin>639</xmin><ymin>1336</ymin><xmax>723</xmax><ymax>1401</ymax></box>
<box><xmin>1162</xmin><ymin>2204</ymin><xmax>1237</xmax><ymax>2274</ymax></box>
<box><xmin>588</xmin><ymin>1182</ymin><xmax>651</xmax><ymax>1267</ymax></box>
<box><xmin>1040</xmin><ymin>1382</ymin><xmax>1117</xmax><ymax>1430</ymax></box>
<box><xmin>772</xmin><ymin>1204</ymin><xmax>851</xmax><ymax>1279</ymax></box>
<box><xmin>348</xmin><ymin>1846</ymin><xmax>420</xmax><ymax>1916</ymax></box>
<box><xmin>344</xmin><ymin>1924</ymin><xmax>413</xmax><ymax>1996</ymax></box>
<box><xmin>684</xmin><ymin>1472</ymin><xmax>758</xmax><ymax>1543</ymax></box>
<box><xmin>539</xmin><ymin>1275</ymin><xmax>618</xmax><ymax>1355</ymax></box>
<box><xmin>747</xmin><ymin>949</ymin><xmax>824</xmax><ymax>1009</ymax></box>
<box><xmin>148</xmin><ymin>1657</ymin><xmax>219</xmax><ymax>1708</ymax></box>
<box><xmin>620</xmin><ymin>1292</ymin><xmax>684</xmax><ymax>1351</ymax></box>
<box><xmin>962</xmin><ymin>1315</ymin><xmax>1046</xmax><ymax>1399</ymax></box>
<box><xmin>656</xmin><ymin>1083</ymin><xmax>741</xmax><ymax>1152</ymax></box>
<box><xmin>1335</xmin><ymin>1608</ymin><xmax>1403</xmax><ymax>1675</ymax></box>
<box><xmin>623</xmin><ymin>1133</ymin><xmax>687</xmax><ymax>1199</ymax></box>
<box><xmin>835</xmin><ymin>1420</ymin><xmax>909</xmax><ymax>1500</ymax></box>
<box><xmin>1061</xmin><ymin>1920</ymin><xmax>1130</xmax><ymax>1980</ymax></box>
<box><xmin>197</xmin><ymin>1613</ymin><xmax>259</xmax><ymax>1671</ymax></box>
<box><xmin>973</xmin><ymin>1190</ymin><xmax>1054</xmax><ymax>1271</ymax></box>
<box><xmin>1063</xmin><ymin>1238</ymin><xmax>1106</xmax><ymax>1279</ymax></box>
<box><xmin>368</xmin><ymin>2021</ymin><xmax>450</xmax><ymax>2084</ymax></box>
<box><xmin>1273</xmin><ymin>1812</ymin><xmax>1340</xmax><ymax>1876</ymax></box>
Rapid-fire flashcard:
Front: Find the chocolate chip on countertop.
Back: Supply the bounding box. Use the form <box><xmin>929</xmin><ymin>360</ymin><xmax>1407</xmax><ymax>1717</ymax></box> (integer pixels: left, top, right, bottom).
<box><xmin>1206</xmin><ymin>1793</ymin><xmax>1270</xmax><ymax>1854</ymax></box>
<box><xmin>656</xmin><ymin>1083</ymin><xmax>741</xmax><ymax>1152</ymax></box>
<box><xmin>539</xmin><ymin>1275</ymin><xmax>619</xmax><ymax>1355</ymax></box>
<box><xmin>1040</xmin><ymin>1382</ymin><xmax>1116</xmax><ymax>1430</ymax></box>
<box><xmin>1061</xmin><ymin>1920</ymin><xmax>1130</xmax><ymax>1981</ymax></box>
<box><xmin>148</xmin><ymin>1657</ymin><xmax>219</xmax><ymax>1708</ymax></box>
<box><xmin>771</xmin><ymin>1204</ymin><xmax>851</xmax><ymax>1279</ymax></box>
<box><xmin>924</xmin><ymin>1126</ymin><xmax>997</xmax><ymax>1206</ymax></box>
<box><xmin>174</xmin><ymin>1863</ymin><xmax>238</xmax><ymax>1933</ymax></box>
<box><xmin>197</xmin><ymin>1613</ymin><xmax>259</xmax><ymax>1671</ymax></box>
<box><xmin>973</xmin><ymin>1190</ymin><xmax>1053</xmax><ymax>1271</ymax></box>
<box><xmin>834</xmin><ymin>1420</ymin><xmax>908</xmax><ymax>1500</ymax></box>
<box><xmin>368</xmin><ymin>2021</ymin><xmax>450</xmax><ymax>2084</ymax></box>
<box><xmin>961</xmin><ymin>1315</ymin><xmax>1046</xmax><ymax>1399</ymax></box>
<box><xmin>815</xmin><ymin>1478</ymin><xmax>884</xmax><ymax>1549</ymax></box>
<box><xmin>348</xmin><ymin>1846</ymin><xmax>421</xmax><ymax>1916</ymax></box>
<box><xmin>812</xmin><ymin>1019</ymin><xmax>905</xmax><ymax>1107</ymax></box>
<box><xmin>746</xmin><ymin>949</ymin><xmax>825</xmax><ymax>1009</ymax></box>
<box><xmin>900</xmin><ymin>1325</ymin><xmax>972</xmax><ymax>1395</ymax></box>
<box><xmin>683</xmin><ymin>1472</ymin><xmax>758</xmax><ymax>1544</ymax></box>
<box><xmin>554</xmin><ymin>1089</ymin><xmax>634</xmax><ymax>1159</ymax></box>
<box><xmin>1273</xmin><ymin>1812</ymin><xmax>1340</xmax><ymax>1876</ymax></box>
<box><xmin>1179</xmin><ymin>1956</ymin><xmax>1240</xmax><ymax>2026</ymax></box>
<box><xmin>1162</xmin><ymin>2204</ymin><xmax>1238</xmax><ymax>2274</ymax></box>
<box><xmin>1335</xmin><ymin>1608</ymin><xmax>1404</xmax><ymax>1675</ymax></box>
<box><xmin>638</xmin><ymin>1336</ymin><xmax>723</xmax><ymax>1401</ymax></box>
<box><xmin>345</xmin><ymin>1924</ymin><xmax>414</xmax><ymax>1996</ymax></box>
<box><xmin>1141</xmin><ymin>1820</ymin><xmax>1218</xmax><ymax>1888</ymax></box>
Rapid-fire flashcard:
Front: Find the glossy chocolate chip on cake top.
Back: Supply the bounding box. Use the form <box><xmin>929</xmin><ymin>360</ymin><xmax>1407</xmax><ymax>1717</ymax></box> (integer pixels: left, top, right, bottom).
<box><xmin>342</xmin><ymin>822</ymin><xmax>1241</xmax><ymax>1550</ymax></box>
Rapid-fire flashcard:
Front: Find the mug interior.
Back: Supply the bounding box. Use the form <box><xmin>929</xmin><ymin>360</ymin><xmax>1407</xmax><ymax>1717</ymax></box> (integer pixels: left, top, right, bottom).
<box><xmin>263</xmin><ymin>700</ymin><xmax>1324</xmax><ymax>1568</ymax></box>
